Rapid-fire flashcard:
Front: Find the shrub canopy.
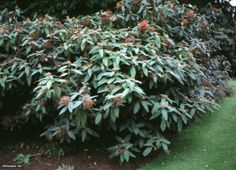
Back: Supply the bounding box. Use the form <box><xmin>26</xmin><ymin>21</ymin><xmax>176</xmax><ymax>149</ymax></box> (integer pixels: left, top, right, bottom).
<box><xmin>0</xmin><ymin>0</ymin><xmax>234</xmax><ymax>162</ymax></box>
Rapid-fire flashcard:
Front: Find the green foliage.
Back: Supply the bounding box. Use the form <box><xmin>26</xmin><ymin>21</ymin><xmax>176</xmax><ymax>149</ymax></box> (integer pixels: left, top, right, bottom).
<box><xmin>56</xmin><ymin>164</ymin><xmax>75</xmax><ymax>170</ymax></box>
<box><xmin>40</xmin><ymin>144</ymin><xmax>65</xmax><ymax>157</ymax></box>
<box><xmin>14</xmin><ymin>153</ymin><xmax>31</xmax><ymax>164</ymax></box>
<box><xmin>0</xmin><ymin>0</ymin><xmax>234</xmax><ymax>163</ymax></box>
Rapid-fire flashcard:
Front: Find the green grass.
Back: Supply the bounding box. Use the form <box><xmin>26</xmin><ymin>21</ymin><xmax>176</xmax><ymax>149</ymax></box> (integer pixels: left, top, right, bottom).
<box><xmin>141</xmin><ymin>80</ymin><xmax>236</xmax><ymax>170</ymax></box>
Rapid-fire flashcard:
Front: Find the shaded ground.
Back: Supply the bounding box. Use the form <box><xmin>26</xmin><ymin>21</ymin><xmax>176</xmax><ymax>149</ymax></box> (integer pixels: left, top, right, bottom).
<box><xmin>142</xmin><ymin>80</ymin><xmax>236</xmax><ymax>170</ymax></box>
<box><xmin>0</xmin><ymin>144</ymin><xmax>157</xmax><ymax>170</ymax></box>
<box><xmin>0</xmin><ymin>147</ymin><xmax>152</xmax><ymax>170</ymax></box>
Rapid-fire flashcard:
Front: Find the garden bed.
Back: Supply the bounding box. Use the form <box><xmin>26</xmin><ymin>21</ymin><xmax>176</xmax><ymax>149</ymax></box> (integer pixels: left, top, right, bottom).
<box><xmin>0</xmin><ymin>147</ymin><xmax>152</xmax><ymax>170</ymax></box>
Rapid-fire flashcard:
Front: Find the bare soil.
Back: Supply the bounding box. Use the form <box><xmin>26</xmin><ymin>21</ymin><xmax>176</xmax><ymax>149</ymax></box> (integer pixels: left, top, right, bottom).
<box><xmin>0</xmin><ymin>147</ymin><xmax>156</xmax><ymax>170</ymax></box>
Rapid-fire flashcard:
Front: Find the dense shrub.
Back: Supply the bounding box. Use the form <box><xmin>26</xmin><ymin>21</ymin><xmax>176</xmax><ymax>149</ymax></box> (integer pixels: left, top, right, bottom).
<box><xmin>0</xmin><ymin>0</ymin><xmax>234</xmax><ymax>162</ymax></box>
<box><xmin>0</xmin><ymin>0</ymin><xmax>117</xmax><ymax>17</ymax></box>
<box><xmin>202</xmin><ymin>3</ymin><xmax>236</xmax><ymax>76</ymax></box>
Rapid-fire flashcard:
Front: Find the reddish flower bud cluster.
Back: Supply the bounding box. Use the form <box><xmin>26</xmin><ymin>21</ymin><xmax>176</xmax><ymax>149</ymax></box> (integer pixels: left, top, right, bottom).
<box><xmin>39</xmin><ymin>56</ymin><xmax>46</xmax><ymax>63</ymax></box>
<box><xmin>181</xmin><ymin>19</ymin><xmax>188</xmax><ymax>26</ymax></box>
<box><xmin>138</xmin><ymin>55</ymin><xmax>147</xmax><ymax>61</ymax></box>
<box><xmin>186</xmin><ymin>10</ymin><xmax>195</xmax><ymax>19</ymax></box>
<box><xmin>125</xmin><ymin>37</ymin><xmax>134</xmax><ymax>43</ymax></box>
<box><xmin>137</xmin><ymin>20</ymin><xmax>149</xmax><ymax>32</ymax></box>
<box><xmin>198</xmin><ymin>21</ymin><xmax>208</xmax><ymax>30</ymax></box>
<box><xmin>101</xmin><ymin>10</ymin><xmax>113</xmax><ymax>23</ymax></box>
<box><xmin>54</xmin><ymin>21</ymin><xmax>63</xmax><ymax>29</ymax></box>
<box><xmin>83</xmin><ymin>95</ymin><xmax>94</xmax><ymax>109</ymax></box>
<box><xmin>59</xmin><ymin>96</ymin><xmax>70</xmax><ymax>105</ymax></box>
<box><xmin>102</xmin><ymin>14</ymin><xmax>110</xmax><ymax>23</ymax></box>
<box><xmin>17</xmin><ymin>22</ymin><xmax>23</xmax><ymax>31</ymax></box>
<box><xmin>42</xmin><ymin>40</ymin><xmax>53</xmax><ymax>49</ymax></box>
<box><xmin>113</xmin><ymin>96</ymin><xmax>122</xmax><ymax>105</ymax></box>
<box><xmin>82</xmin><ymin>19</ymin><xmax>90</xmax><ymax>27</ymax></box>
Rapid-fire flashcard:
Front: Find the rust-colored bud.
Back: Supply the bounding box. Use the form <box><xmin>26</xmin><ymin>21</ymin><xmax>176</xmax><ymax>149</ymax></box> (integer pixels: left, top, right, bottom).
<box><xmin>198</xmin><ymin>21</ymin><xmax>208</xmax><ymax>30</ymax></box>
<box><xmin>59</xmin><ymin>96</ymin><xmax>70</xmax><ymax>105</ymax></box>
<box><xmin>102</xmin><ymin>14</ymin><xmax>110</xmax><ymax>23</ymax></box>
<box><xmin>54</xmin><ymin>21</ymin><xmax>63</xmax><ymax>29</ymax></box>
<box><xmin>17</xmin><ymin>22</ymin><xmax>23</xmax><ymax>31</ymax></box>
<box><xmin>186</xmin><ymin>10</ymin><xmax>195</xmax><ymax>19</ymax></box>
<box><xmin>82</xmin><ymin>19</ymin><xmax>90</xmax><ymax>27</ymax></box>
<box><xmin>29</xmin><ymin>31</ymin><xmax>40</xmax><ymax>40</ymax></box>
<box><xmin>138</xmin><ymin>55</ymin><xmax>146</xmax><ymax>61</ymax></box>
<box><xmin>39</xmin><ymin>56</ymin><xmax>46</xmax><ymax>63</ymax></box>
<box><xmin>181</xmin><ymin>19</ymin><xmax>188</xmax><ymax>26</ymax></box>
<box><xmin>137</xmin><ymin>20</ymin><xmax>149</xmax><ymax>32</ymax></box>
<box><xmin>82</xmin><ymin>95</ymin><xmax>94</xmax><ymax>109</ymax></box>
<box><xmin>113</xmin><ymin>96</ymin><xmax>122</xmax><ymax>105</ymax></box>
<box><xmin>68</xmin><ymin>28</ymin><xmax>74</xmax><ymax>34</ymax></box>
<box><xmin>42</xmin><ymin>40</ymin><xmax>53</xmax><ymax>49</ymax></box>
<box><xmin>125</xmin><ymin>37</ymin><xmax>134</xmax><ymax>43</ymax></box>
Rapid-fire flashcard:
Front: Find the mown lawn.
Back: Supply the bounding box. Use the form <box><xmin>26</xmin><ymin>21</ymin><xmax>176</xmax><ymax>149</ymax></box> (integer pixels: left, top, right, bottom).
<box><xmin>141</xmin><ymin>80</ymin><xmax>236</xmax><ymax>170</ymax></box>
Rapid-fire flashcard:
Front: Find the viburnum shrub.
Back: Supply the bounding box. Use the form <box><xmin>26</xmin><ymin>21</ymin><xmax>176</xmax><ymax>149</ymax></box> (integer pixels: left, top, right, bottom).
<box><xmin>0</xmin><ymin>0</ymin><xmax>233</xmax><ymax>162</ymax></box>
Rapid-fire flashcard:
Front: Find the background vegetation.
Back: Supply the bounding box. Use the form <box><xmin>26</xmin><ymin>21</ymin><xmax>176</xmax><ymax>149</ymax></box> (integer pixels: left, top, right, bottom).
<box><xmin>0</xmin><ymin>0</ymin><xmax>229</xmax><ymax>17</ymax></box>
<box><xmin>0</xmin><ymin>0</ymin><xmax>117</xmax><ymax>17</ymax></box>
